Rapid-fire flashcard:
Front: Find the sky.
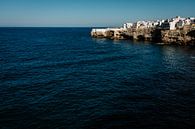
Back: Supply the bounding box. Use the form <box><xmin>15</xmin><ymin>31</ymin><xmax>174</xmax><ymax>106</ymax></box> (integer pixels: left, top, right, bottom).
<box><xmin>0</xmin><ymin>0</ymin><xmax>195</xmax><ymax>27</ymax></box>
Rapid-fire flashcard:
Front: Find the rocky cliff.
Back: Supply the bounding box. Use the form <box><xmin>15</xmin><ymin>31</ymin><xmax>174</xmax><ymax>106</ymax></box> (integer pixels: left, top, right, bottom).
<box><xmin>91</xmin><ymin>27</ymin><xmax>195</xmax><ymax>46</ymax></box>
<box><xmin>161</xmin><ymin>29</ymin><xmax>195</xmax><ymax>45</ymax></box>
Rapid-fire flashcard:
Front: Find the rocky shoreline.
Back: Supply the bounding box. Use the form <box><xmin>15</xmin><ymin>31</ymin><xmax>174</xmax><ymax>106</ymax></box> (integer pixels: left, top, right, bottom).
<box><xmin>91</xmin><ymin>17</ymin><xmax>195</xmax><ymax>46</ymax></box>
<box><xmin>91</xmin><ymin>28</ymin><xmax>195</xmax><ymax>46</ymax></box>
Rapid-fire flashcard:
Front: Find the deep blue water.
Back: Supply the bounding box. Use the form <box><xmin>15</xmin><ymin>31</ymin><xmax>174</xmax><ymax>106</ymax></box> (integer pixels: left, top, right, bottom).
<box><xmin>0</xmin><ymin>28</ymin><xmax>195</xmax><ymax>129</ymax></box>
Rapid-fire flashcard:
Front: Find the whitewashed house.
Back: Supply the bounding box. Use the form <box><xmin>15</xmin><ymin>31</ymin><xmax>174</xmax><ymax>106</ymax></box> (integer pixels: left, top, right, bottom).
<box><xmin>176</xmin><ymin>20</ymin><xmax>185</xmax><ymax>28</ymax></box>
<box><xmin>161</xmin><ymin>17</ymin><xmax>182</xmax><ymax>30</ymax></box>
<box><xmin>184</xmin><ymin>19</ymin><xmax>191</xmax><ymax>25</ymax></box>
<box><xmin>133</xmin><ymin>21</ymin><xmax>148</xmax><ymax>29</ymax></box>
<box><xmin>161</xmin><ymin>20</ymin><xmax>172</xmax><ymax>30</ymax></box>
<box><xmin>133</xmin><ymin>22</ymin><xmax>141</xmax><ymax>29</ymax></box>
<box><xmin>191</xmin><ymin>19</ymin><xmax>195</xmax><ymax>24</ymax></box>
<box><xmin>124</xmin><ymin>23</ymin><xmax>133</xmax><ymax>29</ymax></box>
<box><xmin>146</xmin><ymin>21</ymin><xmax>159</xmax><ymax>28</ymax></box>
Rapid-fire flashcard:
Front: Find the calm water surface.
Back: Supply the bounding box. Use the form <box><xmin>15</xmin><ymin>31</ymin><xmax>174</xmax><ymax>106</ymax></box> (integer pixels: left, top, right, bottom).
<box><xmin>0</xmin><ymin>28</ymin><xmax>195</xmax><ymax>129</ymax></box>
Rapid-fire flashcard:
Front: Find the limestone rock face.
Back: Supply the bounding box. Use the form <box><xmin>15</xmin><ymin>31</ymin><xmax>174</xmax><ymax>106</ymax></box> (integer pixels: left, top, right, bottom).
<box><xmin>91</xmin><ymin>27</ymin><xmax>195</xmax><ymax>46</ymax></box>
<box><xmin>91</xmin><ymin>29</ymin><xmax>107</xmax><ymax>38</ymax></box>
<box><xmin>91</xmin><ymin>28</ymin><xmax>127</xmax><ymax>40</ymax></box>
<box><xmin>161</xmin><ymin>30</ymin><xmax>195</xmax><ymax>45</ymax></box>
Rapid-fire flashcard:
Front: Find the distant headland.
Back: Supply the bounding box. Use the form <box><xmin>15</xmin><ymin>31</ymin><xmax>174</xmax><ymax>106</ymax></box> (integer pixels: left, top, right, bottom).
<box><xmin>91</xmin><ymin>16</ymin><xmax>195</xmax><ymax>46</ymax></box>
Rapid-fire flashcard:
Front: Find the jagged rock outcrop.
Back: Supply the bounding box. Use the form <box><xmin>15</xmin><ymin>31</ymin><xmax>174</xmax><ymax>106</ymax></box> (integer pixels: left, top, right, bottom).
<box><xmin>161</xmin><ymin>29</ymin><xmax>195</xmax><ymax>45</ymax></box>
<box><xmin>91</xmin><ymin>27</ymin><xmax>195</xmax><ymax>46</ymax></box>
<box><xmin>125</xmin><ymin>28</ymin><xmax>157</xmax><ymax>41</ymax></box>
<box><xmin>91</xmin><ymin>28</ymin><xmax>127</xmax><ymax>40</ymax></box>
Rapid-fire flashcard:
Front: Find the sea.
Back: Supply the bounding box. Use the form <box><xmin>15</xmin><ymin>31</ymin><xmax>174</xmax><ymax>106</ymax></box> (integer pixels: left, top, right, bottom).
<box><xmin>0</xmin><ymin>28</ymin><xmax>195</xmax><ymax>129</ymax></box>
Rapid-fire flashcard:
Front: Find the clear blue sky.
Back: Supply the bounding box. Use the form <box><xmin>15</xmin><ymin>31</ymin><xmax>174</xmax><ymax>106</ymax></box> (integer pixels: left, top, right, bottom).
<box><xmin>0</xmin><ymin>0</ymin><xmax>194</xmax><ymax>27</ymax></box>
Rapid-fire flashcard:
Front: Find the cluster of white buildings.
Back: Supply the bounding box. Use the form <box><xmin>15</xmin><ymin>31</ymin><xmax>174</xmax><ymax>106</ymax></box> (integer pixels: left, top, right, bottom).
<box><xmin>124</xmin><ymin>20</ymin><xmax>160</xmax><ymax>29</ymax></box>
<box><xmin>91</xmin><ymin>16</ymin><xmax>195</xmax><ymax>39</ymax></box>
<box><xmin>124</xmin><ymin>16</ymin><xmax>195</xmax><ymax>30</ymax></box>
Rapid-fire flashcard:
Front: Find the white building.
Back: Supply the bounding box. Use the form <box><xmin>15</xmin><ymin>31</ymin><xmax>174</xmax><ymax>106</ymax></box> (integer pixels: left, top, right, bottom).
<box><xmin>161</xmin><ymin>16</ymin><xmax>184</xmax><ymax>30</ymax></box>
<box><xmin>176</xmin><ymin>20</ymin><xmax>185</xmax><ymax>28</ymax></box>
<box><xmin>118</xmin><ymin>16</ymin><xmax>194</xmax><ymax>31</ymax></box>
<box><xmin>184</xmin><ymin>19</ymin><xmax>191</xmax><ymax>25</ymax></box>
<box><xmin>132</xmin><ymin>21</ymin><xmax>146</xmax><ymax>29</ymax></box>
<box><xmin>169</xmin><ymin>21</ymin><xmax>177</xmax><ymax>30</ymax></box>
<box><xmin>124</xmin><ymin>23</ymin><xmax>133</xmax><ymax>29</ymax></box>
<box><xmin>161</xmin><ymin>19</ymin><xmax>176</xmax><ymax>30</ymax></box>
<box><xmin>191</xmin><ymin>19</ymin><xmax>195</xmax><ymax>24</ymax></box>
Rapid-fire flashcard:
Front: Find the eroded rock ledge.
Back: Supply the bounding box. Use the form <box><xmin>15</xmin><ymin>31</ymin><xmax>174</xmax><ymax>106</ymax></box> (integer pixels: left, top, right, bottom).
<box><xmin>91</xmin><ymin>27</ymin><xmax>195</xmax><ymax>46</ymax></box>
